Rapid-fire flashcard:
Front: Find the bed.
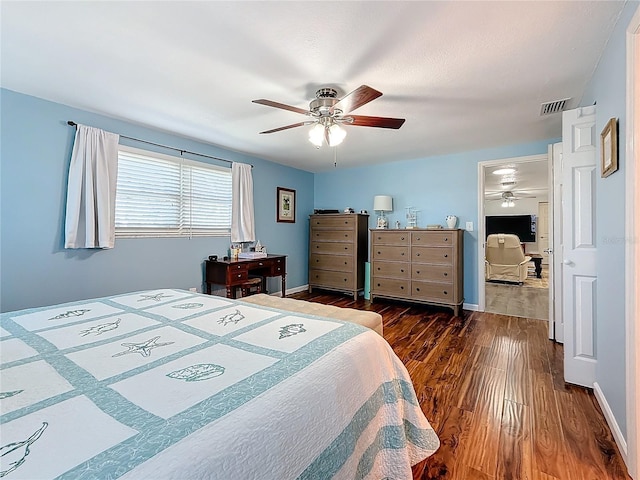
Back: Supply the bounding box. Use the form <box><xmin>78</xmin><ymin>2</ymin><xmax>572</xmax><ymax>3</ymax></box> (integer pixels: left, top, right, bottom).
<box><xmin>0</xmin><ymin>289</ymin><xmax>439</xmax><ymax>479</ymax></box>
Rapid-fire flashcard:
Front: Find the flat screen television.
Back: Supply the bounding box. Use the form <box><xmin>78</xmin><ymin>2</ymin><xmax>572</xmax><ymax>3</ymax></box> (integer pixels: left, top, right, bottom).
<box><xmin>485</xmin><ymin>214</ymin><xmax>536</xmax><ymax>242</ymax></box>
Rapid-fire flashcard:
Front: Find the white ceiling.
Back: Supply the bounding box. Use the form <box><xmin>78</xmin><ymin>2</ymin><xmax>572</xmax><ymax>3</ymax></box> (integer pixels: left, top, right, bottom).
<box><xmin>0</xmin><ymin>1</ymin><xmax>625</xmax><ymax>173</ymax></box>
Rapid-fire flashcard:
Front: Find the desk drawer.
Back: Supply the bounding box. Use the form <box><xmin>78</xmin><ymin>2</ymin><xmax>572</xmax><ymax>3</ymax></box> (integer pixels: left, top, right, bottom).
<box><xmin>310</xmin><ymin>254</ymin><xmax>353</xmax><ymax>272</ymax></box>
<box><xmin>311</xmin><ymin>229</ymin><xmax>355</xmax><ymax>242</ymax></box>
<box><xmin>311</xmin><ymin>241</ymin><xmax>354</xmax><ymax>255</ymax></box>
<box><xmin>411</xmin><ymin>247</ymin><xmax>453</xmax><ymax>264</ymax></box>
<box><xmin>309</xmin><ymin>269</ymin><xmax>354</xmax><ymax>289</ymax></box>
<box><xmin>226</xmin><ymin>266</ymin><xmax>249</xmax><ymax>284</ymax></box>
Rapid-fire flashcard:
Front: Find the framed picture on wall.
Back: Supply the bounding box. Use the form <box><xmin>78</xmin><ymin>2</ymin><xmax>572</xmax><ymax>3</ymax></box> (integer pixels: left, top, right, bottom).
<box><xmin>277</xmin><ymin>187</ymin><xmax>296</xmax><ymax>223</ymax></box>
<box><xmin>601</xmin><ymin>117</ymin><xmax>618</xmax><ymax>178</ymax></box>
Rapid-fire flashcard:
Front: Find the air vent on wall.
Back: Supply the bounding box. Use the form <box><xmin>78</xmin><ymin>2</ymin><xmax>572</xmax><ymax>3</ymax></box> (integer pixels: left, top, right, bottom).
<box><xmin>540</xmin><ymin>98</ymin><xmax>571</xmax><ymax>116</ymax></box>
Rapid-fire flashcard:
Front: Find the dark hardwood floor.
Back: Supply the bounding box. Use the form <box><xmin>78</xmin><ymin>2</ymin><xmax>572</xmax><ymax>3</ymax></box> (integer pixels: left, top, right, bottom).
<box><xmin>289</xmin><ymin>290</ymin><xmax>630</xmax><ymax>480</ymax></box>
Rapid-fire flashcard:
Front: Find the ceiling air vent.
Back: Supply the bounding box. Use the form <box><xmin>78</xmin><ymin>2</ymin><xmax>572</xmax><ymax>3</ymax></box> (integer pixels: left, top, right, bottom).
<box><xmin>540</xmin><ymin>98</ymin><xmax>571</xmax><ymax>116</ymax></box>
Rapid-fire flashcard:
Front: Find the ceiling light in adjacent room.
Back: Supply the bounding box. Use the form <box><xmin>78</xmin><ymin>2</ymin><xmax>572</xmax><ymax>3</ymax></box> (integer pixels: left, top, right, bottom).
<box><xmin>492</xmin><ymin>168</ymin><xmax>516</xmax><ymax>175</ymax></box>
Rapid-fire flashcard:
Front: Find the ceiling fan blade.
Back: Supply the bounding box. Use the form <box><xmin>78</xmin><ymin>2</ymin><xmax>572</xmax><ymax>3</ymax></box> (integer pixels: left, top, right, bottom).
<box><xmin>252</xmin><ymin>99</ymin><xmax>310</xmax><ymax>116</ymax></box>
<box><xmin>347</xmin><ymin>115</ymin><xmax>406</xmax><ymax>129</ymax></box>
<box><xmin>259</xmin><ymin>121</ymin><xmax>315</xmax><ymax>134</ymax></box>
<box><xmin>332</xmin><ymin>85</ymin><xmax>382</xmax><ymax>114</ymax></box>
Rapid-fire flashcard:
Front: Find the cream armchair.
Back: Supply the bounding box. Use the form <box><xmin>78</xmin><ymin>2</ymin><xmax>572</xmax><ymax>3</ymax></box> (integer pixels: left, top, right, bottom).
<box><xmin>485</xmin><ymin>234</ymin><xmax>531</xmax><ymax>283</ymax></box>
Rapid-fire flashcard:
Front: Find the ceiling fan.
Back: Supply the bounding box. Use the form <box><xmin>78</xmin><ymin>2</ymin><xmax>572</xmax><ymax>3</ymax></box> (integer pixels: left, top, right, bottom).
<box><xmin>252</xmin><ymin>85</ymin><xmax>405</xmax><ymax>147</ymax></box>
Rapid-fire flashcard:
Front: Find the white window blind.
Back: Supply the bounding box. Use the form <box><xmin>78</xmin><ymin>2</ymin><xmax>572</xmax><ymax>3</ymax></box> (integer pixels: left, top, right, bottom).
<box><xmin>115</xmin><ymin>146</ymin><xmax>232</xmax><ymax>238</ymax></box>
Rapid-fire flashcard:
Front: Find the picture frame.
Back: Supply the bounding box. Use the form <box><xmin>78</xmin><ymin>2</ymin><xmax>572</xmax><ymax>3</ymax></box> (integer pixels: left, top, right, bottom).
<box><xmin>276</xmin><ymin>187</ymin><xmax>296</xmax><ymax>223</ymax></box>
<box><xmin>601</xmin><ymin>117</ymin><xmax>618</xmax><ymax>178</ymax></box>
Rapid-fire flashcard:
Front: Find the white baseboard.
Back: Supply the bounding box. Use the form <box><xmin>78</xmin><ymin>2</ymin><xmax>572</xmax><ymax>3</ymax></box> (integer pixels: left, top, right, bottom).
<box><xmin>270</xmin><ymin>284</ymin><xmax>308</xmax><ymax>296</ymax></box>
<box><xmin>463</xmin><ymin>302</ymin><xmax>479</xmax><ymax>311</ymax></box>
<box><xmin>593</xmin><ymin>382</ymin><xmax>628</xmax><ymax>467</ymax></box>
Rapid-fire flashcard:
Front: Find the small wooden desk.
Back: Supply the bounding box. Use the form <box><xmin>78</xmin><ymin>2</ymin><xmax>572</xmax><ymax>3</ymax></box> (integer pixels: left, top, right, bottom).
<box><xmin>529</xmin><ymin>254</ymin><xmax>543</xmax><ymax>278</ymax></box>
<box><xmin>205</xmin><ymin>254</ymin><xmax>286</xmax><ymax>299</ymax></box>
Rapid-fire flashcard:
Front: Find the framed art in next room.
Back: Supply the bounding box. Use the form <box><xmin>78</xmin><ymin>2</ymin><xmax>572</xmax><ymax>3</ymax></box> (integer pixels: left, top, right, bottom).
<box><xmin>600</xmin><ymin>117</ymin><xmax>618</xmax><ymax>178</ymax></box>
<box><xmin>277</xmin><ymin>187</ymin><xmax>296</xmax><ymax>223</ymax></box>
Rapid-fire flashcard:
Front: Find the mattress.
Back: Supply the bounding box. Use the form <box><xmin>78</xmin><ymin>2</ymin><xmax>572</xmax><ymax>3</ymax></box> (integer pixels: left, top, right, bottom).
<box><xmin>0</xmin><ymin>289</ymin><xmax>439</xmax><ymax>479</ymax></box>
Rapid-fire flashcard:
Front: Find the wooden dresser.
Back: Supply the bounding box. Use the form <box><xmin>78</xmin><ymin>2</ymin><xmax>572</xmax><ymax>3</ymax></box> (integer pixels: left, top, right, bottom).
<box><xmin>308</xmin><ymin>213</ymin><xmax>369</xmax><ymax>300</ymax></box>
<box><xmin>370</xmin><ymin>229</ymin><xmax>464</xmax><ymax>315</ymax></box>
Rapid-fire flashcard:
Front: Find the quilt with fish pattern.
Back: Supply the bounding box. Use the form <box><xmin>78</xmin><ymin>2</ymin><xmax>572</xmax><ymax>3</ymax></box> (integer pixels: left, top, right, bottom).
<box><xmin>0</xmin><ymin>289</ymin><xmax>439</xmax><ymax>479</ymax></box>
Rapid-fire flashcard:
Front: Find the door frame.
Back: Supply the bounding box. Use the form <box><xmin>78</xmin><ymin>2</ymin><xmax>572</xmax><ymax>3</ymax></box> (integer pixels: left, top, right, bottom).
<box><xmin>625</xmin><ymin>6</ymin><xmax>640</xmax><ymax>478</ymax></box>
<box><xmin>477</xmin><ymin>153</ymin><xmax>549</xmax><ymax>313</ymax></box>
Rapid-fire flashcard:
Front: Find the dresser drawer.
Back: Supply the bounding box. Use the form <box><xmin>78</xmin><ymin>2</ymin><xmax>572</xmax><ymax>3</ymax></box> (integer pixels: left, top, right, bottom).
<box><xmin>310</xmin><ymin>216</ymin><xmax>356</xmax><ymax>229</ymax></box>
<box><xmin>371</xmin><ymin>277</ymin><xmax>410</xmax><ymax>296</ymax></box>
<box><xmin>310</xmin><ymin>254</ymin><xmax>353</xmax><ymax>272</ymax></box>
<box><xmin>309</xmin><ymin>269</ymin><xmax>354</xmax><ymax>289</ymax></box>
<box><xmin>411</xmin><ymin>231</ymin><xmax>456</xmax><ymax>246</ymax></box>
<box><xmin>310</xmin><ymin>229</ymin><xmax>355</xmax><ymax>242</ymax></box>
<box><xmin>412</xmin><ymin>264</ymin><xmax>453</xmax><ymax>282</ymax></box>
<box><xmin>412</xmin><ymin>281</ymin><xmax>454</xmax><ymax>302</ymax></box>
<box><xmin>371</xmin><ymin>231</ymin><xmax>409</xmax><ymax>245</ymax></box>
<box><xmin>372</xmin><ymin>261</ymin><xmax>410</xmax><ymax>278</ymax></box>
<box><xmin>411</xmin><ymin>247</ymin><xmax>453</xmax><ymax>264</ymax></box>
<box><xmin>372</xmin><ymin>245</ymin><xmax>409</xmax><ymax>261</ymax></box>
<box><xmin>311</xmin><ymin>241</ymin><xmax>354</xmax><ymax>255</ymax></box>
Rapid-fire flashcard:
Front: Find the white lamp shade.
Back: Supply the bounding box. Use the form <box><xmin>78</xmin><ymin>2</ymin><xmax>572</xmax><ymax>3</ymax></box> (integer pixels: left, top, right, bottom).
<box><xmin>327</xmin><ymin>124</ymin><xmax>347</xmax><ymax>147</ymax></box>
<box><xmin>373</xmin><ymin>195</ymin><xmax>393</xmax><ymax>212</ymax></box>
<box><xmin>308</xmin><ymin>123</ymin><xmax>324</xmax><ymax>147</ymax></box>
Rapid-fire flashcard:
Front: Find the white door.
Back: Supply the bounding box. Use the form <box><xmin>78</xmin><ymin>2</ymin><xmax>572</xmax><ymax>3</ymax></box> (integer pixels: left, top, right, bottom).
<box><xmin>550</xmin><ymin>142</ymin><xmax>563</xmax><ymax>342</ymax></box>
<box><xmin>562</xmin><ymin>106</ymin><xmax>597</xmax><ymax>387</ymax></box>
<box><xmin>538</xmin><ymin>202</ymin><xmax>549</xmax><ymax>264</ymax></box>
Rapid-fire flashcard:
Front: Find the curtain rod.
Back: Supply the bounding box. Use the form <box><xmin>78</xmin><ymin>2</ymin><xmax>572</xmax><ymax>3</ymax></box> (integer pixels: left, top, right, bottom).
<box><xmin>67</xmin><ymin>121</ymin><xmax>252</xmax><ymax>167</ymax></box>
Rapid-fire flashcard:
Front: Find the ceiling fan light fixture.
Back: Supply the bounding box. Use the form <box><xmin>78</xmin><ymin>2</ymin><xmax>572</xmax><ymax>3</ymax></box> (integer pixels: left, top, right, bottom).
<box><xmin>308</xmin><ymin>123</ymin><xmax>324</xmax><ymax>147</ymax></box>
<box><xmin>328</xmin><ymin>123</ymin><xmax>346</xmax><ymax>147</ymax></box>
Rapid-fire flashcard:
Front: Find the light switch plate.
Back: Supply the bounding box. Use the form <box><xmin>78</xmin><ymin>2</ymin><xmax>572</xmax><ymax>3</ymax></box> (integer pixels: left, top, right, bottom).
<box><xmin>466</xmin><ymin>222</ymin><xmax>473</xmax><ymax>232</ymax></box>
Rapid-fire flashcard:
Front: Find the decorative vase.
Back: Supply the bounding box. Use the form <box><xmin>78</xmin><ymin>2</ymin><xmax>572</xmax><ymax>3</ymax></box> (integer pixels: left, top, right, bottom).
<box><xmin>445</xmin><ymin>215</ymin><xmax>458</xmax><ymax>229</ymax></box>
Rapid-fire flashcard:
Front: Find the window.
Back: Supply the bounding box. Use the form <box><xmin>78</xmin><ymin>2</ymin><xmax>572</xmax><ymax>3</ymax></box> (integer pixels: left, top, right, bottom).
<box><xmin>115</xmin><ymin>146</ymin><xmax>232</xmax><ymax>238</ymax></box>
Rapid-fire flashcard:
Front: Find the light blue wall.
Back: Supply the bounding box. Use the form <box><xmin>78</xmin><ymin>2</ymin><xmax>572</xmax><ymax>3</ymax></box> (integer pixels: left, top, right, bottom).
<box><xmin>0</xmin><ymin>89</ymin><xmax>314</xmax><ymax>312</ymax></box>
<box><xmin>314</xmin><ymin>139</ymin><xmax>554</xmax><ymax>306</ymax></box>
<box><xmin>581</xmin><ymin>1</ymin><xmax>639</xmax><ymax>440</ymax></box>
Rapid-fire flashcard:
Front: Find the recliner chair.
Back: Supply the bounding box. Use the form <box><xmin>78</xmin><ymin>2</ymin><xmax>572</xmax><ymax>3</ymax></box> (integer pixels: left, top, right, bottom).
<box><xmin>485</xmin><ymin>233</ymin><xmax>531</xmax><ymax>283</ymax></box>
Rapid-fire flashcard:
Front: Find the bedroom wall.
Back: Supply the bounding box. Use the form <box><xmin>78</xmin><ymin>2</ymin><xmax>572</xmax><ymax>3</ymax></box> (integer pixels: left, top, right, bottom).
<box><xmin>0</xmin><ymin>89</ymin><xmax>314</xmax><ymax>312</ymax></box>
<box><xmin>314</xmin><ymin>139</ymin><xmax>555</xmax><ymax>306</ymax></box>
<box><xmin>580</xmin><ymin>1</ymin><xmax>638</xmax><ymax>441</ymax></box>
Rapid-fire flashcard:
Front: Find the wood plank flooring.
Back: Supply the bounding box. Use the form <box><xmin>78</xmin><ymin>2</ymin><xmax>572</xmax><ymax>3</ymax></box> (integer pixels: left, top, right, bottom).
<box><xmin>288</xmin><ymin>291</ymin><xmax>630</xmax><ymax>480</ymax></box>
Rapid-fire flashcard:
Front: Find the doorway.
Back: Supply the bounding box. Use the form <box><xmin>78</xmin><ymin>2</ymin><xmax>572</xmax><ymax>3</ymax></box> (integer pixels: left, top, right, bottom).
<box><xmin>477</xmin><ymin>154</ymin><xmax>550</xmax><ymax>320</ymax></box>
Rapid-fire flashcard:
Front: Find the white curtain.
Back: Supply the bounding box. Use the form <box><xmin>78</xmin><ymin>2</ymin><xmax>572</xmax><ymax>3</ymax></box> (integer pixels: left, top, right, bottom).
<box><xmin>231</xmin><ymin>162</ymin><xmax>255</xmax><ymax>243</ymax></box>
<box><xmin>64</xmin><ymin>125</ymin><xmax>120</xmax><ymax>249</ymax></box>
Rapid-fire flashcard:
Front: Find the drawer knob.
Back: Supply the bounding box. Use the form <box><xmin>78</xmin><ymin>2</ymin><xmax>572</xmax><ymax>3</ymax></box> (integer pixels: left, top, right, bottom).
<box><xmin>344</xmin><ymin>261</ymin><xmax>348</xmax><ymax>265</ymax></box>
<box><xmin>345</xmin><ymin>234</ymin><xmax>348</xmax><ymax>237</ymax></box>
<box><xmin>378</xmin><ymin>251</ymin><xmax>381</xmax><ymax>255</ymax></box>
<box><xmin>344</xmin><ymin>278</ymin><xmax>347</xmax><ymax>282</ymax></box>
<box><xmin>400</xmin><ymin>286</ymin><xmax>404</xmax><ymax>290</ymax></box>
<box><xmin>377</xmin><ymin>283</ymin><xmax>381</xmax><ymax>287</ymax></box>
<box><xmin>416</xmin><ymin>287</ymin><xmax>420</xmax><ymax>292</ymax></box>
<box><xmin>444</xmin><ymin>291</ymin><xmax>448</xmax><ymax>295</ymax></box>
<box><xmin>444</xmin><ymin>273</ymin><xmax>448</xmax><ymax>276</ymax></box>
<box><xmin>416</xmin><ymin>237</ymin><xmax>420</xmax><ymax>241</ymax></box>
<box><xmin>416</xmin><ymin>253</ymin><xmax>420</xmax><ymax>257</ymax></box>
<box><xmin>444</xmin><ymin>254</ymin><xmax>448</xmax><ymax>258</ymax></box>
<box><xmin>416</xmin><ymin>270</ymin><xmax>420</xmax><ymax>274</ymax></box>
<box><xmin>401</xmin><ymin>252</ymin><xmax>405</xmax><ymax>256</ymax></box>
<box><xmin>344</xmin><ymin>247</ymin><xmax>348</xmax><ymax>250</ymax></box>
<box><xmin>444</xmin><ymin>238</ymin><xmax>449</xmax><ymax>242</ymax></box>
<box><xmin>401</xmin><ymin>236</ymin><xmax>405</xmax><ymax>240</ymax></box>
<box><xmin>400</xmin><ymin>269</ymin><xmax>404</xmax><ymax>273</ymax></box>
<box><xmin>237</xmin><ymin>274</ymin><xmax>242</xmax><ymax>278</ymax></box>
<box><xmin>377</xmin><ymin>267</ymin><xmax>381</xmax><ymax>270</ymax></box>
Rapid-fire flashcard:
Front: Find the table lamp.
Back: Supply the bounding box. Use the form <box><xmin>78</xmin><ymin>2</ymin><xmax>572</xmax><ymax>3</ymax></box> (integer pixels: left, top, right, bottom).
<box><xmin>373</xmin><ymin>195</ymin><xmax>393</xmax><ymax>229</ymax></box>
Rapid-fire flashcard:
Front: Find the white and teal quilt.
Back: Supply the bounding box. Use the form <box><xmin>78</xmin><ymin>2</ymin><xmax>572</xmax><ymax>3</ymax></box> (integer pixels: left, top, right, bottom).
<box><xmin>0</xmin><ymin>289</ymin><xmax>439</xmax><ymax>479</ymax></box>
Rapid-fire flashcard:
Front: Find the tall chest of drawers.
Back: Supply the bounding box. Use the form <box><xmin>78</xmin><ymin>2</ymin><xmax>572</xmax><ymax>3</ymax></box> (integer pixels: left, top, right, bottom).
<box><xmin>308</xmin><ymin>213</ymin><xmax>369</xmax><ymax>300</ymax></box>
<box><xmin>370</xmin><ymin>229</ymin><xmax>464</xmax><ymax>315</ymax></box>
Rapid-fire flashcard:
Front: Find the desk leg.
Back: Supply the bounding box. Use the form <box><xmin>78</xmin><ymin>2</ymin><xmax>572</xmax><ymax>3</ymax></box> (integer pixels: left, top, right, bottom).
<box><xmin>535</xmin><ymin>260</ymin><xmax>542</xmax><ymax>279</ymax></box>
<box><xmin>281</xmin><ymin>274</ymin><xmax>286</xmax><ymax>298</ymax></box>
